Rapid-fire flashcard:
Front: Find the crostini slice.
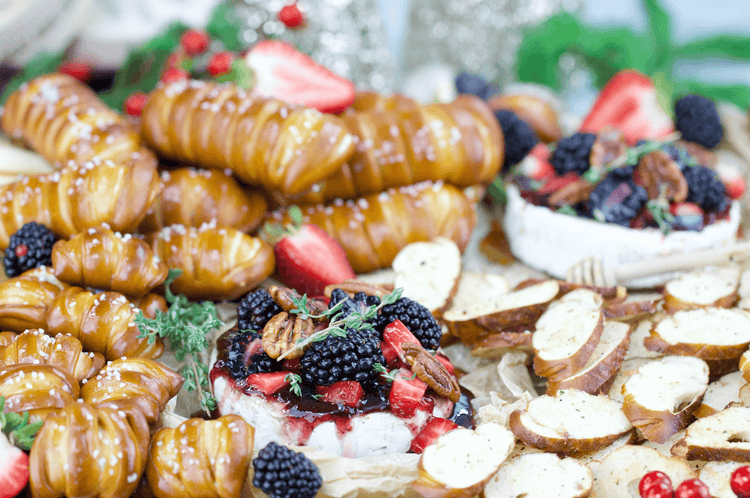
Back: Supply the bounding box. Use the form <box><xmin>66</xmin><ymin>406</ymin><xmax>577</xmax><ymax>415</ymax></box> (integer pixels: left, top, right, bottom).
<box><xmin>445</xmin><ymin>271</ymin><xmax>510</xmax><ymax>314</ymax></box>
<box><xmin>671</xmin><ymin>406</ymin><xmax>750</xmax><ymax>462</ymax></box>
<box><xmin>694</xmin><ymin>370</ymin><xmax>745</xmax><ymax>418</ymax></box>
<box><xmin>663</xmin><ymin>267</ymin><xmax>740</xmax><ymax>314</ymax></box>
<box><xmin>482</xmin><ymin>453</ymin><xmax>593</xmax><ymax>498</ymax></box>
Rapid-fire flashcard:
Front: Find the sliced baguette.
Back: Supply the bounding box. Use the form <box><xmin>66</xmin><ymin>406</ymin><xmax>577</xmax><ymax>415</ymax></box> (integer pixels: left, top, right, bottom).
<box><xmin>590</xmin><ymin>445</ymin><xmax>697</xmax><ymax>498</ymax></box>
<box><xmin>482</xmin><ymin>453</ymin><xmax>593</xmax><ymax>498</ymax></box>
<box><xmin>532</xmin><ymin>289</ymin><xmax>604</xmax><ymax>381</ymax></box>
<box><xmin>603</xmin><ymin>300</ymin><xmax>658</xmax><ymax>322</ymax></box>
<box><xmin>739</xmin><ymin>383</ymin><xmax>750</xmax><ymax>407</ymax></box>
<box><xmin>740</xmin><ymin>265</ymin><xmax>750</xmax><ymax>298</ymax></box>
<box><xmin>624</xmin><ymin>319</ymin><xmax>663</xmax><ymax>361</ymax></box>
<box><xmin>546</xmin><ymin>321</ymin><xmax>630</xmax><ymax>395</ymax></box>
<box><xmin>444</xmin><ymin>271</ymin><xmax>510</xmax><ymax>314</ymax></box>
<box><xmin>393</xmin><ymin>237</ymin><xmax>462</xmax><ymax>315</ymax></box>
<box><xmin>671</xmin><ymin>406</ymin><xmax>750</xmax><ymax>462</ymax></box>
<box><xmin>621</xmin><ymin>355</ymin><xmax>709</xmax><ymax>443</ymax></box>
<box><xmin>607</xmin><ymin>357</ymin><xmax>655</xmax><ymax>404</ymax></box>
<box><xmin>443</xmin><ymin>280</ymin><xmax>559</xmax><ymax>346</ymax></box>
<box><xmin>694</xmin><ymin>370</ymin><xmax>745</xmax><ymax>418</ymax></box>
<box><xmin>739</xmin><ymin>350</ymin><xmax>750</xmax><ymax>383</ymax></box>
<box><xmin>509</xmin><ymin>388</ymin><xmax>632</xmax><ymax>454</ymax></box>
<box><xmin>663</xmin><ymin>267</ymin><xmax>740</xmax><ymax>314</ymax></box>
<box><xmin>411</xmin><ymin>423</ymin><xmax>516</xmax><ymax>498</ymax></box>
<box><xmin>470</xmin><ymin>331</ymin><xmax>533</xmax><ymax>358</ymax></box>
<box><xmin>698</xmin><ymin>461</ymin><xmax>746</xmax><ymax>498</ymax></box>
<box><xmin>515</xmin><ymin>278</ymin><xmax>627</xmax><ymax>304</ymax></box>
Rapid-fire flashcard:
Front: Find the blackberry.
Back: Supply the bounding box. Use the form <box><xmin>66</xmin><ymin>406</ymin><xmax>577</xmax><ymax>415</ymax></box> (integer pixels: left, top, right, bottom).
<box><xmin>4</xmin><ymin>222</ymin><xmax>57</xmax><ymax>278</ymax></box>
<box><xmin>588</xmin><ymin>169</ymin><xmax>649</xmax><ymax>226</ymax></box>
<box><xmin>253</xmin><ymin>442</ymin><xmax>322</xmax><ymax>498</ymax></box>
<box><xmin>683</xmin><ymin>165</ymin><xmax>729</xmax><ymax>213</ymax></box>
<box><xmin>237</xmin><ymin>289</ymin><xmax>283</xmax><ymax>332</ymax></box>
<box><xmin>674</xmin><ymin>94</ymin><xmax>723</xmax><ymax>149</ymax></box>
<box><xmin>550</xmin><ymin>133</ymin><xmax>597</xmax><ymax>176</ymax></box>
<box><xmin>225</xmin><ymin>330</ymin><xmax>280</xmax><ymax>380</ymax></box>
<box><xmin>494</xmin><ymin>109</ymin><xmax>539</xmax><ymax>173</ymax></box>
<box><xmin>300</xmin><ymin>328</ymin><xmax>385</xmax><ymax>389</ymax></box>
<box><xmin>328</xmin><ymin>288</ymin><xmax>380</xmax><ymax>321</ymax></box>
<box><xmin>455</xmin><ymin>72</ymin><xmax>496</xmax><ymax>100</ymax></box>
<box><xmin>375</xmin><ymin>297</ymin><xmax>442</xmax><ymax>350</ymax></box>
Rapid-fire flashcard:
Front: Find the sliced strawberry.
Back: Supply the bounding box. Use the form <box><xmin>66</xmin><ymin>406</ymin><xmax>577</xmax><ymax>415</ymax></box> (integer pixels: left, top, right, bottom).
<box><xmin>716</xmin><ymin>161</ymin><xmax>747</xmax><ymax>200</ymax></box>
<box><xmin>316</xmin><ymin>381</ymin><xmax>364</xmax><ymax>407</ymax></box>
<box><xmin>383</xmin><ymin>320</ymin><xmax>421</xmax><ymax>365</ymax></box>
<box><xmin>409</xmin><ymin>417</ymin><xmax>458</xmax><ymax>454</ymax></box>
<box><xmin>0</xmin><ymin>432</ymin><xmax>29</xmax><ymax>498</ymax></box>
<box><xmin>536</xmin><ymin>172</ymin><xmax>580</xmax><ymax>195</ymax></box>
<box><xmin>435</xmin><ymin>353</ymin><xmax>455</xmax><ymax>375</ymax></box>
<box><xmin>579</xmin><ymin>70</ymin><xmax>674</xmax><ymax>145</ymax></box>
<box><xmin>670</xmin><ymin>202</ymin><xmax>704</xmax><ymax>231</ymax></box>
<box><xmin>245</xmin><ymin>371</ymin><xmax>290</xmax><ymax>395</ymax></box>
<box><xmin>517</xmin><ymin>143</ymin><xmax>554</xmax><ymax>181</ymax></box>
<box><xmin>389</xmin><ymin>368</ymin><xmax>428</xmax><ymax>418</ymax></box>
<box><xmin>245</xmin><ymin>40</ymin><xmax>355</xmax><ymax>114</ymax></box>
<box><xmin>58</xmin><ymin>61</ymin><xmax>91</xmax><ymax>82</ymax></box>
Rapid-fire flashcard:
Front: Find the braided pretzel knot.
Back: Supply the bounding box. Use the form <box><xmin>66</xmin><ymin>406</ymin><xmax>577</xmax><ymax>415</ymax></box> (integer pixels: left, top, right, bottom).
<box><xmin>0</xmin><ymin>364</ymin><xmax>79</xmax><ymax>421</ymax></box>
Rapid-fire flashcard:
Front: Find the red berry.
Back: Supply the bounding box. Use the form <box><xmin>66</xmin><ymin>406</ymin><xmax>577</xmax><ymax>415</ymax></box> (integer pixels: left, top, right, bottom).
<box><xmin>161</xmin><ymin>68</ymin><xmax>189</xmax><ymax>83</ymax></box>
<box><xmin>59</xmin><ymin>61</ymin><xmax>92</xmax><ymax>82</ymax></box>
<box><xmin>208</xmin><ymin>52</ymin><xmax>235</xmax><ymax>76</ymax></box>
<box><xmin>14</xmin><ymin>244</ymin><xmax>28</xmax><ymax>258</ymax></box>
<box><xmin>123</xmin><ymin>92</ymin><xmax>148</xmax><ymax>117</ymax></box>
<box><xmin>180</xmin><ymin>29</ymin><xmax>210</xmax><ymax>55</ymax></box>
<box><xmin>731</xmin><ymin>466</ymin><xmax>750</xmax><ymax>498</ymax></box>
<box><xmin>643</xmin><ymin>482</ymin><xmax>674</xmax><ymax>498</ymax></box>
<box><xmin>278</xmin><ymin>3</ymin><xmax>305</xmax><ymax>28</ymax></box>
<box><xmin>675</xmin><ymin>479</ymin><xmax>710</xmax><ymax>498</ymax></box>
<box><xmin>640</xmin><ymin>471</ymin><xmax>673</xmax><ymax>498</ymax></box>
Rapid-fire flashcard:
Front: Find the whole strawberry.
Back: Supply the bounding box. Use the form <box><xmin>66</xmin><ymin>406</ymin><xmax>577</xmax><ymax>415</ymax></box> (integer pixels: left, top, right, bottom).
<box><xmin>264</xmin><ymin>206</ymin><xmax>355</xmax><ymax>297</ymax></box>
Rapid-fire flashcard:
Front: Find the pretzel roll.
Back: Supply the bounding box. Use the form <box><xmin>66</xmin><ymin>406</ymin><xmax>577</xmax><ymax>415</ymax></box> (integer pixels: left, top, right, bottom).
<box><xmin>0</xmin><ymin>73</ymin><xmax>147</xmax><ymax>167</ymax></box>
<box><xmin>0</xmin><ymin>267</ymin><xmax>67</xmax><ymax>332</ymax></box>
<box><xmin>146</xmin><ymin>415</ymin><xmax>254</xmax><ymax>498</ymax></box>
<box><xmin>0</xmin><ymin>329</ymin><xmax>104</xmax><ymax>382</ymax></box>
<box><xmin>0</xmin><ymin>364</ymin><xmax>79</xmax><ymax>421</ymax></box>
<box><xmin>81</xmin><ymin>358</ymin><xmax>183</xmax><ymax>425</ymax></box>
<box><xmin>46</xmin><ymin>287</ymin><xmax>166</xmax><ymax>361</ymax></box>
<box><xmin>147</xmin><ymin>224</ymin><xmax>275</xmax><ymax>301</ymax></box>
<box><xmin>0</xmin><ymin>331</ymin><xmax>17</xmax><ymax>347</ymax></box>
<box><xmin>140</xmin><ymin>168</ymin><xmax>267</xmax><ymax>233</ymax></box>
<box><xmin>267</xmin><ymin>181</ymin><xmax>478</xmax><ymax>273</ymax></box>
<box><xmin>0</xmin><ymin>153</ymin><xmax>161</xmax><ymax>249</ymax></box>
<box><xmin>29</xmin><ymin>401</ymin><xmax>150</xmax><ymax>498</ymax></box>
<box><xmin>141</xmin><ymin>80</ymin><xmax>355</xmax><ymax>195</ymax></box>
<box><xmin>52</xmin><ymin>225</ymin><xmax>168</xmax><ymax>298</ymax></box>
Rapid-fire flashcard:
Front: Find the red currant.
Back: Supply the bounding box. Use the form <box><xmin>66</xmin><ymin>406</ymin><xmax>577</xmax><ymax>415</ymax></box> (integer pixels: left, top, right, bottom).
<box><xmin>58</xmin><ymin>62</ymin><xmax>92</xmax><ymax>82</ymax></box>
<box><xmin>278</xmin><ymin>3</ymin><xmax>305</xmax><ymax>28</ymax></box>
<box><xmin>123</xmin><ymin>92</ymin><xmax>148</xmax><ymax>117</ymax></box>
<box><xmin>640</xmin><ymin>471</ymin><xmax>673</xmax><ymax>497</ymax></box>
<box><xmin>180</xmin><ymin>29</ymin><xmax>210</xmax><ymax>55</ymax></box>
<box><xmin>207</xmin><ymin>52</ymin><xmax>235</xmax><ymax>77</ymax></box>
<box><xmin>732</xmin><ymin>466</ymin><xmax>750</xmax><ymax>498</ymax></box>
<box><xmin>161</xmin><ymin>68</ymin><xmax>189</xmax><ymax>83</ymax></box>
<box><xmin>675</xmin><ymin>479</ymin><xmax>710</xmax><ymax>498</ymax></box>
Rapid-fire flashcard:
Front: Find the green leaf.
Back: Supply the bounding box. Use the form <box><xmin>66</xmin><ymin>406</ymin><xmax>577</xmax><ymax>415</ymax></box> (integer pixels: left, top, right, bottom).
<box><xmin>642</xmin><ymin>0</ymin><xmax>673</xmax><ymax>73</ymax></box>
<box><xmin>556</xmin><ymin>205</ymin><xmax>578</xmax><ymax>216</ymax></box>
<box><xmin>487</xmin><ymin>177</ymin><xmax>507</xmax><ymax>205</ymax></box>
<box><xmin>288</xmin><ymin>205</ymin><xmax>304</xmax><ymax>227</ymax></box>
<box><xmin>673</xmin><ymin>35</ymin><xmax>750</xmax><ymax>62</ymax></box>
<box><xmin>206</xmin><ymin>3</ymin><xmax>245</xmax><ymax>52</ymax></box>
<box><xmin>0</xmin><ymin>51</ymin><xmax>65</xmax><ymax>106</ymax></box>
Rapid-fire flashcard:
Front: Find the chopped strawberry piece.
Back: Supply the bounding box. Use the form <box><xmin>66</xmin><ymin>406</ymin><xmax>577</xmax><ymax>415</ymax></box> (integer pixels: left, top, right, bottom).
<box><xmin>536</xmin><ymin>172</ymin><xmax>579</xmax><ymax>195</ymax></box>
<box><xmin>59</xmin><ymin>61</ymin><xmax>91</xmax><ymax>82</ymax></box>
<box><xmin>316</xmin><ymin>381</ymin><xmax>364</xmax><ymax>407</ymax></box>
<box><xmin>123</xmin><ymin>92</ymin><xmax>149</xmax><ymax>117</ymax></box>
<box><xmin>417</xmin><ymin>396</ymin><xmax>435</xmax><ymax>414</ymax></box>
<box><xmin>716</xmin><ymin>162</ymin><xmax>747</xmax><ymax>200</ymax></box>
<box><xmin>0</xmin><ymin>432</ymin><xmax>29</xmax><ymax>498</ymax></box>
<box><xmin>388</xmin><ymin>368</ymin><xmax>428</xmax><ymax>418</ymax></box>
<box><xmin>517</xmin><ymin>143</ymin><xmax>554</xmax><ymax>181</ymax></box>
<box><xmin>180</xmin><ymin>29</ymin><xmax>210</xmax><ymax>56</ymax></box>
<box><xmin>208</xmin><ymin>52</ymin><xmax>235</xmax><ymax>77</ymax></box>
<box><xmin>435</xmin><ymin>353</ymin><xmax>454</xmax><ymax>375</ymax></box>
<box><xmin>383</xmin><ymin>320</ymin><xmax>421</xmax><ymax>365</ymax></box>
<box><xmin>161</xmin><ymin>68</ymin><xmax>189</xmax><ymax>83</ymax></box>
<box><xmin>245</xmin><ymin>371</ymin><xmax>290</xmax><ymax>395</ymax></box>
<box><xmin>410</xmin><ymin>417</ymin><xmax>458</xmax><ymax>454</ymax></box>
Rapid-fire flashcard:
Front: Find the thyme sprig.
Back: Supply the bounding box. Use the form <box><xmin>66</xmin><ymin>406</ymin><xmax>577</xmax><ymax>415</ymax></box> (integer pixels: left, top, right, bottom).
<box><xmin>647</xmin><ymin>184</ymin><xmax>675</xmax><ymax>234</ymax></box>
<box><xmin>0</xmin><ymin>397</ymin><xmax>43</xmax><ymax>450</ymax></box>
<box><xmin>285</xmin><ymin>373</ymin><xmax>303</xmax><ymax>397</ymax></box>
<box><xmin>373</xmin><ymin>363</ymin><xmax>417</xmax><ymax>382</ymax></box>
<box><xmin>135</xmin><ymin>269</ymin><xmax>223</xmax><ymax>415</ymax></box>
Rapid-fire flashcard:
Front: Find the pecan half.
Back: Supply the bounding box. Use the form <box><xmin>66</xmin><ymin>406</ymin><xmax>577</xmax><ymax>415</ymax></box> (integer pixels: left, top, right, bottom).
<box><xmin>401</xmin><ymin>342</ymin><xmax>461</xmax><ymax>402</ymax></box>
<box><xmin>548</xmin><ymin>179</ymin><xmax>596</xmax><ymax>207</ymax></box>
<box><xmin>637</xmin><ymin>150</ymin><xmax>688</xmax><ymax>202</ymax></box>
<box><xmin>261</xmin><ymin>312</ymin><xmax>315</xmax><ymax>359</ymax></box>
<box><xmin>590</xmin><ymin>126</ymin><xmax>627</xmax><ymax>170</ymax></box>
<box><xmin>323</xmin><ymin>279</ymin><xmax>395</xmax><ymax>299</ymax></box>
<box><xmin>267</xmin><ymin>286</ymin><xmax>327</xmax><ymax>317</ymax></box>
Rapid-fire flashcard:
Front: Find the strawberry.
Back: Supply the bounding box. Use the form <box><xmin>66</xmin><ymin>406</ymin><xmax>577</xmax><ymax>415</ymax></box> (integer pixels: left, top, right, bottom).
<box><xmin>435</xmin><ymin>353</ymin><xmax>455</xmax><ymax>375</ymax></box>
<box><xmin>388</xmin><ymin>368</ymin><xmax>428</xmax><ymax>418</ymax></box>
<box><xmin>208</xmin><ymin>52</ymin><xmax>235</xmax><ymax>77</ymax></box>
<box><xmin>409</xmin><ymin>418</ymin><xmax>458</xmax><ymax>454</ymax></box>
<box><xmin>58</xmin><ymin>61</ymin><xmax>91</xmax><ymax>82</ymax></box>
<box><xmin>715</xmin><ymin>161</ymin><xmax>747</xmax><ymax>200</ymax></box>
<box><xmin>244</xmin><ymin>40</ymin><xmax>356</xmax><ymax>114</ymax></box>
<box><xmin>180</xmin><ymin>29</ymin><xmax>210</xmax><ymax>56</ymax></box>
<box><xmin>517</xmin><ymin>143</ymin><xmax>555</xmax><ymax>181</ymax></box>
<box><xmin>382</xmin><ymin>320</ymin><xmax>421</xmax><ymax>366</ymax></box>
<box><xmin>263</xmin><ymin>206</ymin><xmax>355</xmax><ymax>298</ymax></box>
<box><xmin>579</xmin><ymin>70</ymin><xmax>674</xmax><ymax>146</ymax></box>
<box><xmin>536</xmin><ymin>172</ymin><xmax>580</xmax><ymax>195</ymax></box>
<box><xmin>246</xmin><ymin>371</ymin><xmax>291</xmax><ymax>395</ymax></box>
<box><xmin>123</xmin><ymin>92</ymin><xmax>149</xmax><ymax>117</ymax></box>
<box><xmin>0</xmin><ymin>431</ymin><xmax>29</xmax><ymax>498</ymax></box>
<box><xmin>316</xmin><ymin>381</ymin><xmax>364</xmax><ymax>407</ymax></box>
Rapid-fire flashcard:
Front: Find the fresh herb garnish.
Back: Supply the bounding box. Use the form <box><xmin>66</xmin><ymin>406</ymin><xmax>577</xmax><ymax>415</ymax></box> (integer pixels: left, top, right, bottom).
<box><xmin>373</xmin><ymin>362</ymin><xmax>417</xmax><ymax>382</ymax></box>
<box><xmin>0</xmin><ymin>397</ymin><xmax>43</xmax><ymax>450</ymax></box>
<box><xmin>556</xmin><ymin>205</ymin><xmax>578</xmax><ymax>216</ymax></box>
<box><xmin>285</xmin><ymin>373</ymin><xmax>303</xmax><ymax>397</ymax></box>
<box><xmin>646</xmin><ymin>185</ymin><xmax>675</xmax><ymax>234</ymax></box>
<box><xmin>135</xmin><ymin>269</ymin><xmax>223</xmax><ymax>415</ymax></box>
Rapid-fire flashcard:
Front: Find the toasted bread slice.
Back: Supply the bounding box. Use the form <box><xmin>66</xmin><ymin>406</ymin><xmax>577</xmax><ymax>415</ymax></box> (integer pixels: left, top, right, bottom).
<box><xmin>412</xmin><ymin>423</ymin><xmax>515</xmax><ymax>498</ymax></box>
<box><xmin>663</xmin><ymin>267</ymin><xmax>740</xmax><ymax>314</ymax></box>
<box><xmin>443</xmin><ymin>280</ymin><xmax>559</xmax><ymax>346</ymax></box>
<box><xmin>514</xmin><ymin>278</ymin><xmax>627</xmax><ymax>304</ymax></box>
<box><xmin>622</xmin><ymin>355</ymin><xmax>709</xmax><ymax>443</ymax></box>
<box><xmin>624</xmin><ymin>320</ymin><xmax>663</xmax><ymax>361</ymax></box>
<box><xmin>471</xmin><ymin>331</ymin><xmax>533</xmax><ymax>358</ymax></box>
<box><xmin>698</xmin><ymin>461</ymin><xmax>746</xmax><ymax>498</ymax></box>
<box><xmin>739</xmin><ymin>350</ymin><xmax>750</xmax><ymax>383</ymax></box>
<box><xmin>445</xmin><ymin>271</ymin><xmax>510</xmax><ymax>314</ymax></box>
<box><xmin>645</xmin><ymin>308</ymin><xmax>750</xmax><ymax>365</ymax></box>
<box><xmin>546</xmin><ymin>321</ymin><xmax>630</xmax><ymax>395</ymax></box>
<box><xmin>738</xmin><ymin>383</ymin><xmax>750</xmax><ymax>407</ymax></box>
<box><xmin>532</xmin><ymin>290</ymin><xmax>604</xmax><ymax>381</ymax></box>
<box><xmin>482</xmin><ymin>453</ymin><xmax>593</xmax><ymax>498</ymax></box>
<box><xmin>695</xmin><ymin>371</ymin><xmax>745</xmax><ymax>418</ymax></box>
<box><xmin>509</xmin><ymin>388</ymin><xmax>632</xmax><ymax>454</ymax></box>
<box><xmin>393</xmin><ymin>237</ymin><xmax>462</xmax><ymax>315</ymax></box>
<box><xmin>603</xmin><ymin>300</ymin><xmax>659</xmax><ymax>322</ymax></box>
<box><xmin>590</xmin><ymin>445</ymin><xmax>697</xmax><ymax>498</ymax></box>
<box><xmin>607</xmin><ymin>357</ymin><xmax>655</xmax><ymax>404</ymax></box>
<box><xmin>671</xmin><ymin>406</ymin><xmax>750</xmax><ymax>461</ymax></box>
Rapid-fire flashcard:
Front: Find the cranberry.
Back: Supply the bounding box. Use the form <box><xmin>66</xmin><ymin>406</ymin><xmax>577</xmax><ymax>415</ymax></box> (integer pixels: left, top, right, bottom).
<box><xmin>731</xmin><ymin>466</ymin><xmax>750</xmax><ymax>498</ymax></box>
<box><xmin>180</xmin><ymin>29</ymin><xmax>210</xmax><ymax>55</ymax></box>
<box><xmin>675</xmin><ymin>479</ymin><xmax>710</xmax><ymax>498</ymax></box>
<box><xmin>643</xmin><ymin>482</ymin><xmax>674</xmax><ymax>498</ymax></box>
<box><xmin>123</xmin><ymin>92</ymin><xmax>148</xmax><ymax>117</ymax></box>
<box><xmin>161</xmin><ymin>68</ymin><xmax>189</xmax><ymax>83</ymax></box>
<box><xmin>278</xmin><ymin>3</ymin><xmax>305</xmax><ymax>28</ymax></box>
<box><xmin>207</xmin><ymin>52</ymin><xmax>235</xmax><ymax>77</ymax></box>
<box><xmin>58</xmin><ymin>61</ymin><xmax>92</xmax><ymax>82</ymax></box>
<box><xmin>640</xmin><ymin>471</ymin><xmax>673</xmax><ymax>498</ymax></box>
